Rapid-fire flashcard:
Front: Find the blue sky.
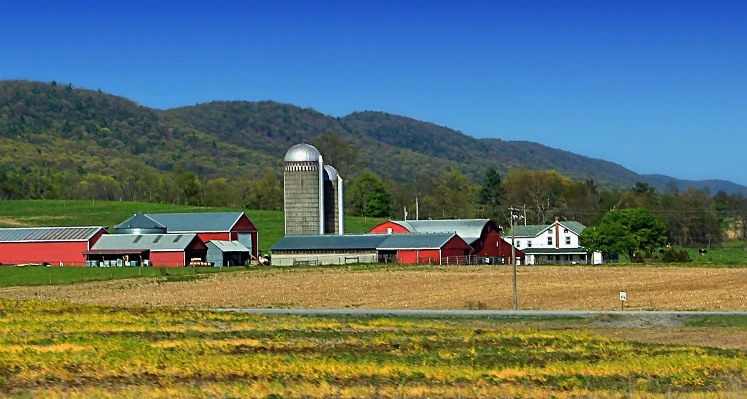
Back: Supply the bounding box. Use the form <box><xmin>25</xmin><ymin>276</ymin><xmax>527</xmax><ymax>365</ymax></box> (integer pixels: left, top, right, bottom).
<box><xmin>1</xmin><ymin>1</ymin><xmax>746</xmax><ymax>185</ymax></box>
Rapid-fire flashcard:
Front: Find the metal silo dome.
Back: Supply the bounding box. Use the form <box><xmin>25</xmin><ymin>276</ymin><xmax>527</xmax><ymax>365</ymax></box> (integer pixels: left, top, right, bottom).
<box><xmin>114</xmin><ymin>213</ymin><xmax>167</xmax><ymax>235</ymax></box>
<box><xmin>284</xmin><ymin>143</ymin><xmax>321</xmax><ymax>162</ymax></box>
<box><xmin>323</xmin><ymin>165</ymin><xmax>339</xmax><ymax>181</ymax></box>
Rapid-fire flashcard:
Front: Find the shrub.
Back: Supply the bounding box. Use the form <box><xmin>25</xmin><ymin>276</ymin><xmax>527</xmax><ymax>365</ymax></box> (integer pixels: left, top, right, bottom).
<box><xmin>661</xmin><ymin>248</ymin><xmax>692</xmax><ymax>263</ymax></box>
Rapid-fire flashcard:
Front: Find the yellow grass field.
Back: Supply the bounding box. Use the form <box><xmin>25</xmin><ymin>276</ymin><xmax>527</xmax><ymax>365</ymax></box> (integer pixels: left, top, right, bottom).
<box><xmin>2</xmin><ymin>265</ymin><xmax>745</xmax><ymax>311</ymax></box>
<box><xmin>1</xmin><ymin>299</ymin><xmax>745</xmax><ymax>399</ymax></box>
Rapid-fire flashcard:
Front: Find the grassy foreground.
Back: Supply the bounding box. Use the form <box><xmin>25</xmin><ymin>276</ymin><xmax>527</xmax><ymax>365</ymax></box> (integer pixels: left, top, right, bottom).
<box><xmin>0</xmin><ymin>265</ymin><xmax>247</xmax><ymax>288</ymax></box>
<box><xmin>0</xmin><ymin>200</ymin><xmax>386</xmax><ymax>253</ymax></box>
<box><xmin>0</xmin><ymin>300</ymin><xmax>745</xmax><ymax>398</ymax></box>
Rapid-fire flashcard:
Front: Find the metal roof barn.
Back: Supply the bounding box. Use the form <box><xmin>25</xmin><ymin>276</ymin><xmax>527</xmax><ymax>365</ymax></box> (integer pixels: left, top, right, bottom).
<box><xmin>115</xmin><ymin>212</ymin><xmax>259</xmax><ymax>259</ymax></box>
<box><xmin>86</xmin><ymin>234</ymin><xmax>207</xmax><ymax>267</ymax></box>
<box><xmin>270</xmin><ymin>233</ymin><xmax>473</xmax><ymax>266</ymax></box>
<box><xmin>0</xmin><ymin>226</ymin><xmax>108</xmax><ymax>266</ymax></box>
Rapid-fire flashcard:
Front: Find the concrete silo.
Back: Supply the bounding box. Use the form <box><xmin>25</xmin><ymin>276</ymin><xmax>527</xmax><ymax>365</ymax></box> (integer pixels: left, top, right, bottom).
<box><xmin>323</xmin><ymin>165</ymin><xmax>344</xmax><ymax>235</ymax></box>
<box><xmin>283</xmin><ymin>144</ymin><xmax>324</xmax><ymax>235</ymax></box>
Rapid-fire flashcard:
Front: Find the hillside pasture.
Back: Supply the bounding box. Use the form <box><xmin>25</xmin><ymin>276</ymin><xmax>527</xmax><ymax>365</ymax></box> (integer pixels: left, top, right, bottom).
<box><xmin>0</xmin><ymin>200</ymin><xmax>386</xmax><ymax>253</ymax></box>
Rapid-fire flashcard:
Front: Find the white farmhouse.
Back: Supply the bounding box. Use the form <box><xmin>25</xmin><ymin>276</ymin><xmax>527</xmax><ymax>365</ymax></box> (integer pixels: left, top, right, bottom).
<box><xmin>508</xmin><ymin>217</ymin><xmax>602</xmax><ymax>265</ymax></box>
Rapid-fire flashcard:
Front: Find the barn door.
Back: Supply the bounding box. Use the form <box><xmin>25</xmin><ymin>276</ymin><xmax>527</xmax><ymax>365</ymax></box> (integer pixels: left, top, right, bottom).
<box><xmin>238</xmin><ymin>233</ymin><xmax>253</xmax><ymax>256</ymax></box>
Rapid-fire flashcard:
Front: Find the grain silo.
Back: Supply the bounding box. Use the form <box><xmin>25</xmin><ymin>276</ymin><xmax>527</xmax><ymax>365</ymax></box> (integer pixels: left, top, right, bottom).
<box><xmin>283</xmin><ymin>144</ymin><xmax>324</xmax><ymax>235</ymax></box>
<box><xmin>323</xmin><ymin>165</ymin><xmax>344</xmax><ymax>235</ymax></box>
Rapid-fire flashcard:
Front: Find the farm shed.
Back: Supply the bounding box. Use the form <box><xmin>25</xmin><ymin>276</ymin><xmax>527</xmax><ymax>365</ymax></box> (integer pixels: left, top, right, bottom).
<box><xmin>0</xmin><ymin>226</ymin><xmax>108</xmax><ymax>266</ymax></box>
<box><xmin>116</xmin><ymin>212</ymin><xmax>258</xmax><ymax>259</ymax></box>
<box><xmin>376</xmin><ymin>233</ymin><xmax>472</xmax><ymax>265</ymax></box>
<box><xmin>270</xmin><ymin>233</ymin><xmax>473</xmax><ymax>266</ymax></box>
<box><xmin>84</xmin><ymin>234</ymin><xmax>207</xmax><ymax>267</ymax></box>
<box><xmin>206</xmin><ymin>240</ymin><xmax>251</xmax><ymax>267</ymax></box>
<box><xmin>271</xmin><ymin>234</ymin><xmax>388</xmax><ymax>266</ymax></box>
<box><xmin>370</xmin><ymin>219</ymin><xmax>524</xmax><ymax>264</ymax></box>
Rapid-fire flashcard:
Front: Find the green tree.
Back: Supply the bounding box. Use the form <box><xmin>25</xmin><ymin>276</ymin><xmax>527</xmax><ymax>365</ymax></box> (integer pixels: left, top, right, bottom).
<box><xmin>312</xmin><ymin>134</ymin><xmax>361</xmax><ymax>178</ymax></box>
<box><xmin>347</xmin><ymin>171</ymin><xmax>391</xmax><ymax>218</ymax></box>
<box><xmin>250</xmin><ymin>171</ymin><xmax>282</xmax><ymax>210</ymax></box>
<box><xmin>599</xmin><ymin>208</ymin><xmax>668</xmax><ymax>257</ymax></box>
<box><xmin>580</xmin><ymin>222</ymin><xmax>637</xmax><ymax>260</ymax></box>
<box><xmin>478</xmin><ymin>167</ymin><xmax>502</xmax><ymax>219</ymax></box>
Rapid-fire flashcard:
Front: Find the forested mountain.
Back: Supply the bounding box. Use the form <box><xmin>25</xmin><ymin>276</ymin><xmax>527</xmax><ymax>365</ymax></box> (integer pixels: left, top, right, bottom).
<box><xmin>1</xmin><ymin>79</ymin><xmax>744</xmax><ymax>200</ymax></box>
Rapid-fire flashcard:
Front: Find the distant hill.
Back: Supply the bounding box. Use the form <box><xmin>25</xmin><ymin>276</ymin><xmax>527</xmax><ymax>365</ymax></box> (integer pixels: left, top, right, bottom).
<box><xmin>2</xmin><ymin>79</ymin><xmax>745</xmax><ymax>194</ymax></box>
<box><xmin>641</xmin><ymin>174</ymin><xmax>747</xmax><ymax>194</ymax></box>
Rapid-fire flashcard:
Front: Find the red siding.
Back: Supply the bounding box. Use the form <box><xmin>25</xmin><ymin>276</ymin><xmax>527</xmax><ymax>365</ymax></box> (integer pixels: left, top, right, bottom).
<box><xmin>369</xmin><ymin>222</ymin><xmax>412</xmax><ymax>234</ymax></box>
<box><xmin>89</xmin><ymin>229</ymin><xmax>108</xmax><ymax>248</ymax></box>
<box><xmin>0</xmin><ymin>242</ymin><xmax>90</xmax><ymax>266</ymax></box>
<box><xmin>396</xmin><ymin>249</ymin><xmax>440</xmax><ymax>264</ymax></box>
<box><xmin>150</xmin><ymin>251</ymin><xmax>185</xmax><ymax>267</ymax></box>
<box><xmin>440</xmin><ymin>237</ymin><xmax>472</xmax><ymax>258</ymax></box>
<box><xmin>196</xmin><ymin>233</ymin><xmax>231</xmax><ymax>243</ymax></box>
<box><xmin>474</xmin><ymin>230</ymin><xmax>524</xmax><ymax>260</ymax></box>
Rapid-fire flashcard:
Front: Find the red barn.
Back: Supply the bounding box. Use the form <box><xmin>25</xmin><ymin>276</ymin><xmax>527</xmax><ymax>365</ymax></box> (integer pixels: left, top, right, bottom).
<box><xmin>116</xmin><ymin>212</ymin><xmax>258</xmax><ymax>258</ymax></box>
<box><xmin>0</xmin><ymin>226</ymin><xmax>108</xmax><ymax>266</ymax></box>
<box><xmin>370</xmin><ymin>219</ymin><xmax>524</xmax><ymax>264</ymax></box>
<box><xmin>376</xmin><ymin>233</ymin><xmax>472</xmax><ymax>264</ymax></box>
<box><xmin>85</xmin><ymin>233</ymin><xmax>207</xmax><ymax>267</ymax></box>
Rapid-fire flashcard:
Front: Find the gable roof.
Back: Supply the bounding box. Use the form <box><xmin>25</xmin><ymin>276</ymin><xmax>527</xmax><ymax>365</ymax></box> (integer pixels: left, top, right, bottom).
<box><xmin>207</xmin><ymin>240</ymin><xmax>250</xmax><ymax>253</ymax></box>
<box><xmin>388</xmin><ymin>219</ymin><xmax>492</xmax><ymax>243</ymax></box>
<box><xmin>143</xmin><ymin>212</ymin><xmax>246</xmax><ymax>233</ymax></box>
<box><xmin>560</xmin><ymin>221</ymin><xmax>586</xmax><ymax>235</ymax></box>
<box><xmin>271</xmin><ymin>233</ymin><xmax>468</xmax><ymax>252</ymax></box>
<box><xmin>377</xmin><ymin>233</ymin><xmax>463</xmax><ymax>250</ymax></box>
<box><xmin>0</xmin><ymin>226</ymin><xmax>106</xmax><ymax>243</ymax></box>
<box><xmin>510</xmin><ymin>224</ymin><xmax>550</xmax><ymax>238</ymax></box>
<box><xmin>90</xmin><ymin>234</ymin><xmax>200</xmax><ymax>252</ymax></box>
<box><xmin>509</xmin><ymin>221</ymin><xmax>587</xmax><ymax>238</ymax></box>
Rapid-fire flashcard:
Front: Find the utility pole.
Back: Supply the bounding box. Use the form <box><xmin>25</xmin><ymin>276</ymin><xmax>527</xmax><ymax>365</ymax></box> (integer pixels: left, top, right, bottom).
<box><xmin>509</xmin><ymin>206</ymin><xmax>524</xmax><ymax>311</ymax></box>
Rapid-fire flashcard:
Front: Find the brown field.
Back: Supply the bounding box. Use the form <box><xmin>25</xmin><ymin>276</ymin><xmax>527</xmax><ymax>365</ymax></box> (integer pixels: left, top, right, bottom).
<box><xmin>1</xmin><ymin>265</ymin><xmax>745</xmax><ymax>311</ymax></box>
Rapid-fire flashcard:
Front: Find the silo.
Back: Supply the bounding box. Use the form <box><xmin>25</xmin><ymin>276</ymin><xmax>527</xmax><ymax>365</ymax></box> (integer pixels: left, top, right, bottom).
<box><xmin>283</xmin><ymin>144</ymin><xmax>324</xmax><ymax>235</ymax></box>
<box><xmin>323</xmin><ymin>165</ymin><xmax>344</xmax><ymax>235</ymax></box>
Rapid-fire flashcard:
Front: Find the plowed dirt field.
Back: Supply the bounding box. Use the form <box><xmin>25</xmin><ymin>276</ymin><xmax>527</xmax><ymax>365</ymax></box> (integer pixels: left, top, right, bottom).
<box><xmin>1</xmin><ymin>265</ymin><xmax>745</xmax><ymax>311</ymax></box>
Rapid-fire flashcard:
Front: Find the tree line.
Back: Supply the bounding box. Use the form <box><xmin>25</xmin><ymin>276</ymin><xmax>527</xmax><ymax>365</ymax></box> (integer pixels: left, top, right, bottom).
<box><xmin>3</xmin><ymin>156</ymin><xmax>745</xmax><ymax>249</ymax></box>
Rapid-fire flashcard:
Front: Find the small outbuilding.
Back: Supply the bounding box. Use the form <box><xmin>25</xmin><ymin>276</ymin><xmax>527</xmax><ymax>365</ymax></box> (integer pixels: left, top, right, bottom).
<box><xmin>0</xmin><ymin>226</ymin><xmax>108</xmax><ymax>266</ymax></box>
<box><xmin>206</xmin><ymin>240</ymin><xmax>251</xmax><ymax>267</ymax></box>
<box><xmin>84</xmin><ymin>234</ymin><xmax>207</xmax><ymax>267</ymax></box>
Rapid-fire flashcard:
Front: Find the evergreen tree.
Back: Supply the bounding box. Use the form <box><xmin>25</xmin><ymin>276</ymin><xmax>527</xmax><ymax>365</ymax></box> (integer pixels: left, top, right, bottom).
<box><xmin>478</xmin><ymin>168</ymin><xmax>503</xmax><ymax>219</ymax></box>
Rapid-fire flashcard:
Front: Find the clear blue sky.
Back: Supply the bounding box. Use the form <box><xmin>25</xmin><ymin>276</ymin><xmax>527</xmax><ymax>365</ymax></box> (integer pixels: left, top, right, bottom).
<box><xmin>1</xmin><ymin>1</ymin><xmax>745</xmax><ymax>185</ymax></box>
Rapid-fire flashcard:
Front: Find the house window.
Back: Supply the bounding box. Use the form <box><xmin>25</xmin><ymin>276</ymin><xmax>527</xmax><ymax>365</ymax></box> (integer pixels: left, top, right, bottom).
<box><xmin>547</xmin><ymin>237</ymin><xmax>553</xmax><ymax>245</ymax></box>
<box><xmin>547</xmin><ymin>229</ymin><xmax>552</xmax><ymax>234</ymax></box>
<box><xmin>527</xmin><ymin>241</ymin><xmax>532</xmax><ymax>247</ymax></box>
<box><xmin>516</xmin><ymin>241</ymin><xmax>521</xmax><ymax>247</ymax></box>
<box><xmin>564</xmin><ymin>255</ymin><xmax>570</xmax><ymax>261</ymax></box>
<box><xmin>564</xmin><ymin>228</ymin><xmax>569</xmax><ymax>233</ymax></box>
<box><xmin>565</xmin><ymin>237</ymin><xmax>571</xmax><ymax>245</ymax></box>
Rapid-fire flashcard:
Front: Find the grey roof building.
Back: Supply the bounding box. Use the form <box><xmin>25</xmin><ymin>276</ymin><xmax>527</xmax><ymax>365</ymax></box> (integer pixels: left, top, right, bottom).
<box><xmin>0</xmin><ymin>226</ymin><xmax>107</xmax><ymax>242</ymax></box>
<box><xmin>270</xmin><ymin>233</ymin><xmax>472</xmax><ymax>266</ymax></box>
<box><xmin>115</xmin><ymin>212</ymin><xmax>258</xmax><ymax>258</ymax></box>
<box><xmin>388</xmin><ymin>219</ymin><xmax>494</xmax><ymax>243</ymax></box>
<box><xmin>89</xmin><ymin>234</ymin><xmax>202</xmax><ymax>252</ymax></box>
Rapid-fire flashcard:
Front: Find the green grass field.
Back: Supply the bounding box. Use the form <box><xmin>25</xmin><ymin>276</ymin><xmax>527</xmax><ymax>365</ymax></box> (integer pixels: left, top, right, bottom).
<box><xmin>0</xmin><ymin>264</ymin><xmax>248</xmax><ymax>288</ymax></box>
<box><xmin>0</xmin><ymin>200</ymin><xmax>386</xmax><ymax>253</ymax></box>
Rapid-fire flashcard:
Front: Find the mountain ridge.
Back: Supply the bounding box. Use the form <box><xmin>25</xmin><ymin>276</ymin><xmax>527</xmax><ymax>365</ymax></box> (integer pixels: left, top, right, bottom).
<box><xmin>2</xmin><ymin>79</ymin><xmax>744</xmax><ymax>194</ymax></box>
